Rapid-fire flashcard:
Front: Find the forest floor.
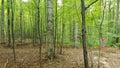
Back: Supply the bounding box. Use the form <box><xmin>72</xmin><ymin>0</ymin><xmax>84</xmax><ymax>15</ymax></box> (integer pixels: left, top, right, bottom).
<box><xmin>0</xmin><ymin>43</ymin><xmax>120</xmax><ymax>68</ymax></box>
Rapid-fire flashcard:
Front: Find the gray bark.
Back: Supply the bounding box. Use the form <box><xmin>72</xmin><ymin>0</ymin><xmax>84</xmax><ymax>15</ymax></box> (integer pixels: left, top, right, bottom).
<box><xmin>11</xmin><ymin>0</ymin><xmax>16</xmax><ymax>63</ymax></box>
<box><xmin>74</xmin><ymin>22</ymin><xmax>78</xmax><ymax>48</ymax></box>
<box><xmin>46</xmin><ymin>0</ymin><xmax>54</xmax><ymax>60</ymax></box>
<box><xmin>1</xmin><ymin>0</ymin><xmax>5</xmax><ymax>43</ymax></box>
<box><xmin>115</xmin><ymin>0</ymin><xmax>119</xmax><ymax>43</ymax></box>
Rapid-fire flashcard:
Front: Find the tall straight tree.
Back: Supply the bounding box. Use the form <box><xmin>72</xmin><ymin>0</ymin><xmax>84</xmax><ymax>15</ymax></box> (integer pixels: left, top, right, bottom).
<box><xmin>74</xmin><ymin>0</ymin><xmax>78</xmax><ymax>48</ymax></box>
<box><xmin>46</xmin><ymin>0</ymin><xmax>54</xmax><ymax>60</ymax></box>
<box><xmin>108</xmin><ymin>0</ymin><xmax>111</xmax><ymax>33</ymax></box>
<box><xmin>1</xmin><ymin>0</ymin><xmax>5</xmax><ymax>43</ymax></box>
<box><xmin>60</xmin><ymin>23</ymin><xmax>64</xmax><ymax>54</ymax></box>
<box><xmin>74</xmin><ymin>22</ymin><xmax>78</xmax><ymax>48</ymax></box>
<box><xmin>115</xmin><ymin>0</ymin><xmax>119</xmax><ymax>44</ymax></box>
<box><xmin>81</xmin><ymin>0</ymin><xmax>98</xmax><ymax>68</ymax></box>
<box><xmin>44</xmin><ymin>0</ymin><xmax>47</xmax><ymax>53</ymax></box>
<box><xmin>60</xmin><ymin>0</ymin><xmax>65</xmax><ymax>54</ymax></box>
<box><xmin>53</xmin><ymin>0</ymin><xmax>58</xmax><ymax>56</ymax></box>
<box><xmin>98</xmin><ymin>0</ymin><xmax>106</xmax><ymax>68</ymax></box>
<box><xmin>20</xmin><ymin>0</ymin><xmax>23</xmax><ymax>45</ymax></box>
<box><xmin>11</xmin><ymin>0</ymin><xmax>16</xmax><ymax>63</ymax></box>
<box><xmin>81</xmin><ymin>0</ymin><xmax>89</xmax><ymax>67</ymax></box>
<box><xmin>36</xmin><ymin>0</ymin><xmax>42</xmax><ymax>67</ymax></box>
<box><xmin>7</xmin><ymin>0</ymin><xmax>11</xmax><ymax>47</ymax></box>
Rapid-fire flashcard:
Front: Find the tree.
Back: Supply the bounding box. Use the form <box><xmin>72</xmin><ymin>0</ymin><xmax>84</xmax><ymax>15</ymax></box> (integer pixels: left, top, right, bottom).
<box><xmin>74</xmin><ymin>0</ymin><xmax>78</xmax><ymax>48</ymax></box>
<box><xmin>1</xmin><ymin>0</ymin><xmax>5</xmax><ymax>43</ymax></box>
<box><xmin>81</xmin><ymin>0</ymin><xmax>89</xmax><ymax>67</ymax></box>
<box><xmin>20</xmin><ymin>0</ymin><xmax>23</xmax><ymax>45</ymax></box>
<box><xmin>98</xmin><ymin>0</ymin><xmax>106</xmax><ymax>68</ymax></box>
<box><xmin>11</xmin><ymin>0</ymin><xmax>16</xmax><ymax>63</ymax></box>
<box><xmin>115</xmin><ymin>0</ymin><xmax>119</xmax><ymax>44</ymax></box>
<box><xmin>60</xmin><ymin>0</ymin><xmax>65</xmax><ymax>54</ymax></box>
<box><xmin>60</xmin><ymin>23</ymin><xmax>64</xmax><ymax>54</ymax></box>
<box><xmin>80</xmin><ymin>0</ymin><xmax>98</xmax><ymax>68</ymax></box>
<box><xmin>36</xmin><ymin>0</ymin><xmax>42</xmax><ymax>67</ymax></box>
<box><xmin>46</xmin><ymin>0</ymin><xmax>54</xmax><ymax>60</ymax></box>
<box><xmin>53</xmin><ymin>0</ymin><xmax>58</xmax><ymax>56</ymax></box>
<box><xmin>74</xmin><ymin>22</ymin><xmax>78</xmax><ymax>48</ymax></box>
<box><xmin>7</xmin><ymin>0</ymin><xmax>11</xmax><ymax>47</ymax></box>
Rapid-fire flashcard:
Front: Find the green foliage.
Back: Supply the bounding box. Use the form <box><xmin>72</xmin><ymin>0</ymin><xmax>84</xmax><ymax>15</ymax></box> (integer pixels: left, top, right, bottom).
<box><xmin>0</xmin><ymin>0</ymin><xmax>119</xmax><ymax>47</ymax></box>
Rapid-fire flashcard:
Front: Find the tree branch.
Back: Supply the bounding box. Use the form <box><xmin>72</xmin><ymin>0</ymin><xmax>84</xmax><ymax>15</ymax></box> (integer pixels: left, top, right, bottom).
<box><xmin>85</xmin><ymin>0</ymin><xmax>99</xmax><ymax>10</ymax></box>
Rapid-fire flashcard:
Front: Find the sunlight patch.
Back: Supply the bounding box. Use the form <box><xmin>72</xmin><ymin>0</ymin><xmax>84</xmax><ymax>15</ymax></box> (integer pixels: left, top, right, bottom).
<box><xmin>22</xmin><ymin>0</ymin><xmax>29</xmax><ymax>2</ymax></box>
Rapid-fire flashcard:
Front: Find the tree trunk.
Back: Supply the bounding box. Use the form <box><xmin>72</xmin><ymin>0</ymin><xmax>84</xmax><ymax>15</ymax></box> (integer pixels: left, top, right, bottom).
<box><xmin>53</xmin><ymin>0</ymin><xmax>58</xmax><ymax>57</ymax></box>
<box><xmin>74</xmin><ymin>22</ymin><xmax>78</xmax><ymax>48</ymax></box>
<box><xmin>7</xmin><ymin>0</ymin><xmax>11</xmax><ymax>47</ymax></box>
<box><xmin>20</xmin><ymin>0</ymin><xmax>23</xmax><ymax>45</ymax></box>
<box><xmin>108</xmin><ymin>0</ymin><xmax>111</xmax><ymax>33</ymax></box>
<box><xmin>36</xmin><ymin>0</ymin><xmax>42</xmax><ymax>67</ymax></box>
<box><xmin>11</xmin><ymin>0</ymin><xmax>16</xmax><ymax>63</ymax></box>
<box><xmin>44</xmin><ymin>0</ymin><xmax>47</xmax><ymax>54</ymax></box>
<box><xmin>46</xmin><ymin>0</ymin><xmax>54</xmax><ymax>60</ymax></box>
<box><xmin>81</xmin><ymin>0</ymin><xmax>89</xmax><ymax>68</ymax></box>
<box><xmin>115</xmin><ymin>0</ymin><xmax>119</xmax><ymax>44</ymax></box>
<box><xmin>60</xmin><ymin>23</ymin><xmax>64</xmax><ymax>54</ymax></box>
<box><xmin>1</xmin><ymin>0</ymin><xmax>5</xmax><ymax>43</ymax></box>
<box><xmin>98</xmin><ymin>0</ymin><xmax>106</xmax><ymax>68</ymax></box>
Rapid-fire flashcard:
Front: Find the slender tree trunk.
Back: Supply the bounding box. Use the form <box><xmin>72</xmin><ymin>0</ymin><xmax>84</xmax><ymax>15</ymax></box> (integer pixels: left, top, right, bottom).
<box><xmin>107</xmin><ymin>0</ymin><xmax>112</xmax><ymax>43</ymax></box>
<box><xmin>20</xmin><ymin>0</ymin><xmax>23</xmax><ymax>45</ymax></box>
<box><xmin>68</xmin><ymin>11</ymin><xmax>73</xmax><ymax>43</ymax></box>
<box><xmin>11</xmin><ymin>0</ymin><xmax>16</xmax><ymax>63</ymax></box>
<box><xmin>60</xmin><ymin>0</ymin><xmax>65</xmax><ymax>54</ymax></box>
<box><xmin>98</xmin><ymin>0</ymin><xmax>106</xmax><ymax>68</ymax></box>
<box><xmin>108</xmin><ymin>0</ymin><xmax>111</xmax><ymax>33</ymax></box>
<box><xmin>115</xmin><ymin>0</ymin><xmax>119</xmax><ymax>44</ymax></box>
<box><xmin>81</xmin><ymin>0</ymin><xmax>89</xmax><ymax>68</ymax></box>
<box><xmin>53</xmin><ymin>0</ymin><xmax>58</xmax><ymax>57</ymax></box>
<box><xmin>7</xmin><ymin>0</ymin><xmax>11</xmax><ymax>47</ymax></box>
<box><xmin>0</xmin><ymin>10</ymin><xmax>2</xmax><ymax>43</ymax></box>
<box><xmin>74</xmin><ymin>22</ymin><xmax>78</xmax><ymax>48</ymax></box>
<box><xmin>1</xmin><ymin>0</ymin><xmax>5</xmax><ymax>43</ymax></box>
<box><xmin>37</xmin><ymin>0</ymin><xmax>42</xmax><ymax>67</ymax></box>
<box><xmin>60</xmin><ymin>23</ymin><xmax>64</xmax><ymax>54</ymax></box>
<box><xmin>44</xmin><ymin>0</ymin><xmax>47</xmax><ymax>54</ymax></box>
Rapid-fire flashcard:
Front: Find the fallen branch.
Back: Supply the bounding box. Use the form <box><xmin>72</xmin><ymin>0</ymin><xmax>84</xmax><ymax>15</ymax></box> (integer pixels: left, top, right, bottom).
<box><xmin>3</xmin><ymin>59</ymin><xmax>8</xmax><ymax>68</ymax></box>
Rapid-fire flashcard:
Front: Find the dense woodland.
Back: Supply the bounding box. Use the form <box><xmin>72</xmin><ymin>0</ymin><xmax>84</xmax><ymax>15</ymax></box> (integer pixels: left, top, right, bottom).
<box><xmin>0</xmin><ymin>0</ymin><xmax>120</xmax><ymax>68</ymax></box>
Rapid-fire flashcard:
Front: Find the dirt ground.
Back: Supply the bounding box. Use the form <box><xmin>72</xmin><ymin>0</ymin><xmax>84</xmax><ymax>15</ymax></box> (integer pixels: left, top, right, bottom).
<box><xmin>0</xmin><ymin>45</ymin><xmax>120</xmax><ymax>68</ymax></box>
